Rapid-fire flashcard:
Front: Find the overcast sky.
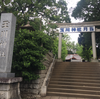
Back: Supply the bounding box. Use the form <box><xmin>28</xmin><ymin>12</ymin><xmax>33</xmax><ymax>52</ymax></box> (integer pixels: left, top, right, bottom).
<box><xmin>66</xmin><ymin>0</ymin><xmax>83</xmax><ymax>44</ymax></box>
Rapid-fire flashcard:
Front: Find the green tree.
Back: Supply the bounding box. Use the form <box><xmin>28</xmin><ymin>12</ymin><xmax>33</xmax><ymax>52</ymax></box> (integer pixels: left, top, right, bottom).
<box><xmin>52</xmin><ymin>38</ymin><xmax>68</xmax><ymax>61</ymax></box>
<box><xmin>78</xmin><ymin>33</ymin><xmax>93</xmax><ymax>61</ymax></box>
<box><xmin>0</xmin><ymin>0</ymin><xmax>70</xmax><ymax>29</ymax></box>
<box><xmin>12</xmin><ymin>29</ymin><xmax>54</xmax><ymax>80</ymax></box>
<box><xmin>66</xmin><ymin>41</ymin><xmax>77</xmax><ymax>54</ymax></box>
<box><xmin>72</xmin><ymin>0</ymin><xmax>100</xmax><ymax>21</ymax></box>
<box><xmin>72</xmin><ymin>0</ymin><xmax>100</xmax><ymax>59</ymax></box>
<box><xmin>76</xmin><ymin>43</ymin><xmax>92</xmax><ymax>61</ymax></box>
<box><xmin>61</xmin><ymin>39</ymin><xmax>68</xmax><ymax>60</ymax></box>
<box><xmin>81</xmin><ymin>46</ymin><xmax>93</xmax><ymax>62</ymax></box>
<box><xmin>1</xmin><ymin>0</ymin><xmax>71</xmax><ymax>80</ymax></box>
<box><xmin>76</xmin><ymin>43</ymin><xmax>83</xmax><ymax>57</ymax></box>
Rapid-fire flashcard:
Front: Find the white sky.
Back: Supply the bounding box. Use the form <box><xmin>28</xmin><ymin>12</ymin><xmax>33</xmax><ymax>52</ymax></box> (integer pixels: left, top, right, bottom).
<box><xmin>66</xmin><ymin>0</ymin><xmax>83</xmax><ymax>44</ymax></box>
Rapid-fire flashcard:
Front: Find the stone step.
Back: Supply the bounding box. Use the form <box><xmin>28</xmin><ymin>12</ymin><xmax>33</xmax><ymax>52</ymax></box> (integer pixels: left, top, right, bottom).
<box><xmin>47</xmin><ymin>62</ymin><xmax>100</xmax><ymax>98</ymax></box>
<box><xmin>51</xmin><ymin>75</ymin><xmax>100</xmax><ymax>80</ymax></box>
<box><xmin>47</xmin><ymin>88</ymin><xmax>100</xmax><ymax>95</ymax></box>
<box><xmin>47</xmin><ymin>92</ymin><xmax>100</xmax><ymax>98</ymax></box>
<box><xmin>55</xmin><ymin>63</ymin><xmax>99</xmax><ymax>65</ymax></box>
<box><xmin>53</xmin><ymin>69</ymin><xmax>100</xmax><ymax>72</ymax></box>
<box><xmin>50</xmin><ymin>78</ymin><xmax>100</xmax><ymax>83</ymax></box>
<box><xmin>52</xmin><ymin>72</ymin><xmax>100</xmax><ymax>75</ymax></box>
<box><xmin>56</xmin><ymin>64</ymin><xmax>100</xmax><ymax>66</ymax></box>
<box><xmin>49</xmin><ymin>81</ymin><xmax>100</xmax><ymax>87</ymax></box>
<box><xmin>54</xmin><ymin>67</ymin><xmax>100</xmax><ymax>69</ymax></box>
<box><xmin>48</xmin><ymin>84</ymin><xmax>100</xmax><ymax>90</ymax></box>
<box><xmin>55</xmin><ymin>63</ymin><xmax>99</xmax><ymax>66</ymax></box>
<box><xmin>52</xmin><ymin>71</ymin><xmax>100</xmax><ymax>74</ymax></box>
<box><xmin>52</xmin><ymin>73</ymin><xmax>100</xmax><ymax>76</ymax></box>
<box><xmin>55</xmin><ymin>62</ymin><xmax>98</xmax><ymax>64</ymax></box>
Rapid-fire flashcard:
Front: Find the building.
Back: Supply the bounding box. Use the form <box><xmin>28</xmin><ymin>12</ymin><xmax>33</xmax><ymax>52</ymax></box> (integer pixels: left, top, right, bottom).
<box><xmin>65</xmin><ymin>54</ymin><xmax>82</xmax><ymax>62</ymax></box>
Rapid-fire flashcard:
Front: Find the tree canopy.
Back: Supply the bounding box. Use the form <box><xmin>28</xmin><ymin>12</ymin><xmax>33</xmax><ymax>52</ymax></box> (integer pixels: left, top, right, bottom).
<box><xmin>72</xmin><ymin>0</ymin><xmax>100</xmax><ymax>59</ymax></box>
<box><xmin>72</xmin><ymin>0</ymin><xmax>100</xmax><ymax>21</ymax></box>
<box><xmin>0</xmin><ymin>0</ymin><xmax>70</xmax><ymax>30</ymax></box>
<box><xmin>1</xmin><ymin>0</ymin><xmax>71</xmax><ymax>80</ymax></box>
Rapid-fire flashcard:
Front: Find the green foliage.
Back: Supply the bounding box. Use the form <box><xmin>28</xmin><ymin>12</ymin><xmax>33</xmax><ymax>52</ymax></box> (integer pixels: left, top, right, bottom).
<box><xmin>72</xmin><ymin>0</ymin><xmax>100</xmax><ymax>59</ymax></box>
<box><xmin>52</xmin><ymin>38</ymin><xmax>58</xmax><ymax>58</ymax></box>
<box><xmin>78</xmin><ymin>33</ymin><xmax>93</xmax><ymax>61</ymax></box>
<box><xmin>76</xmin><ymin>43</ymin><xmax>83</xmax><ymax>57</ymax></box>
<box><xmin>66</xmin><ymin>41</ymin><xmax>76</xmax><ymax>54</ymax></box>
<box><xmin>52</xmin><ymin>38</ymin><xmax>68</xmax><ymax>61</ymax></box>
<box><xmin>81</xmin><ymin>46</ymin><xmax>93</xmax><ymax>62</ymax></box>
<box><xmin>1</xmin><ymin>0</ymin><xmax>71</xmax><ymax>80</ymax></box>
<box><xmin>78</xmin><ymin>33</ymin><xmax>92</xmax><ymax>47</ymax></box>
<box><xmin>61</xmin><ymin>40</ymin><xmax>68</xmax><ymax>60</ymax></box>
<box><xmin>72</xmin><ymin>0</ymin><xmax>100</xmax><ymax>21</ymax></box>
<box><xmin>76</xmin><ymin>43</ymin><xmax>92</xmax><ymax>62</ymax></box>
<box><xmin>12</xmin><ymin>29</ymin><xmax>53</xmax><ymax>80</ymax></box>
<box><xmin>0</xmin><ymin>0</ymin><xmax>70</xmax><ymax>29</ymax></box>
<box><xmin>49</xmin><ymin>0</ymin><xmax>70</xmax><ymax>23</ymax></box>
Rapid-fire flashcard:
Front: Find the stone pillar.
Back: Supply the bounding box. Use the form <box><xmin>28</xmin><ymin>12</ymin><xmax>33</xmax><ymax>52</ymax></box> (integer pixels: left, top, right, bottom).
<box><xmin>57</xmin><ymin>33</ymin><xmax>63</xmax><ymax>62</ymax></box>
<box><xmin>0</xmin><ymin>13</ymin><xmax>16</xmax><ymax>77</ymax></box>
<box><xmin>0</xmin><ymin>13</ymin><xmax>22</xmax><ymax>99</ymax></box>
<box><xmin>91</xmin><ymin>32</ymin><xmax>97</xmax><ymax>61</ymax></box>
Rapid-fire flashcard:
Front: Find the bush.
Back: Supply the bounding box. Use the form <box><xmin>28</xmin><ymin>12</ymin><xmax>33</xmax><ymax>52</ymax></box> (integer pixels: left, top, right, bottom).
<box><xmin>12</xmin><ymin>29</ymin><xmax>53</xmax><ymax>80</ymax></box>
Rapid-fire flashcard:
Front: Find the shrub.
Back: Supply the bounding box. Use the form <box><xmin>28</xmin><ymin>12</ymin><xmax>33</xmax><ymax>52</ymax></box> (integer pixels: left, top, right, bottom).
<box><xmin>12</xmin><ymin>29</ymin><xmax>52</xmax><ymax>80</ymax></box>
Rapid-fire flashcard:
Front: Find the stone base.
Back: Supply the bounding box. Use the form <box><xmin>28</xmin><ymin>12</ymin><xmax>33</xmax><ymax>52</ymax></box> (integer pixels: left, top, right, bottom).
<box><xmin>91</xmin><ymin>59</ymin><xmax>98</xmax><ymax>62</ymax></box>
<box><xmin>56</xmin><ymin>59</ymin><xmax>63</xmax><ymax>62</ymax></box>
<box><xmin>0</xmin><ymin>73</ymin><xmax>15</xmax><ymax>78</ymax></box>
<box><xmin>0</xmin><ymin>77</ymin><xmax>22</xmax><ymax>99</ymax></box>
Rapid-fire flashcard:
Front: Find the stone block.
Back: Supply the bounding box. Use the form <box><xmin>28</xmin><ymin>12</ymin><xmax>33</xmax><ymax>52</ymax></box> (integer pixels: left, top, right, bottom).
<box><xmin>42</xmin><ymin>62</ymin><xmax>50</xmax><ymax>67</ymax></box>
<box><xmin>0</xmin><ymin>77</ymin><xmax>22</xmax><ymax>83</ymax></box>
<box><xmin>40</xmin><ymin>86</ymin><xmax>46</xmax><ymax>96</ymax></box>
<box><xmin>36</xmin><ymin>70</ymin><xmax>47</xmax><ymax>74</ymax></box>
<box><xmin>39</xmin><ymin>74</ymin><xmax>45</xmax><ymax>78</ymax></box>
<box><xmin>30</xmin><ymin>82</ymin><xmax>43</xmax><ymax>89</ymax></box>
<box><xmin>0</xmin><ymin>90</ymin><xmax>20</xmax><ymax>99</ymax></box>
<box><xmin>31</xmin><ymin>78</ymin><xmax>43</xmax><ymax>84</ymax></box>
<box><xmin>0</xmin><ymin>77</ymin><xmax>22</xmax><ymax>99</ymax></box>
<box><xmin>23</xmin><ymin>84</ymin><xmax>29</xmax><ymax>88</ymax></box>
<box><xmin>31</xmin><ymin>84</ymin><xmax>41</xmax><ymax>89</ymax></box>
<box><xmin>0</xmin><ymin>72</ymin><xmax>15</xmax><ymax>78</ymax></box>
<box><xmin>21</xmin><ymin>94</ymin><xmax>40</xmax><ymax>99</ymax></box>
<box><xmin>91</xmin><ymin>59</ymin><xmax>98</xmax><ymax>62</ymax></box>
<box><xmin>48</xmin><ymin>52</ymin><xmax>53</xmax><ymax>58</ymax></box>
<box><xmin>0</xmin><ymin>13</ymin><xmax>16</xmax><ymax>73</ymax></box>
<box><xmin>44</xmin><ymin>57</ymin><xmax>52</xmax><ymax>63</ymax></box>
<box><xmin>0</xmin><ymin>83</ymin><xmax>18</xmax><ymax>90</ymax></box>
<box><xmin>21</xmin><ymin>89</ymin><xmax>39</xmax><ymax>94</ymax></box>
<box><xmin>21</xmin><ymin>83</ymin><xmax>41</xmax><ymax>89</ymax></box>
<box><xmin>45</xmin><ymin>66</ymin><xmax>49</xmax><ymax>70</ymax></box>
<box><xmin>56</xmin><ymin>59</ymin><xmax>63</xmax><ymax>62</ymax></box>
<box><xmin>46</xmin><ymin>54</ymin><xmax>53</xmax><ymax>60</ymax></box>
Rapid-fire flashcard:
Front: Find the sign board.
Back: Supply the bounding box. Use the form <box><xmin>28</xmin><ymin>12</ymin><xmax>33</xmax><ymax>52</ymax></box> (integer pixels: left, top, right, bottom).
<box><xmin>59</xmin><ymin>26</ymin><xmax>95</xmax><ymax>33</ymax></box>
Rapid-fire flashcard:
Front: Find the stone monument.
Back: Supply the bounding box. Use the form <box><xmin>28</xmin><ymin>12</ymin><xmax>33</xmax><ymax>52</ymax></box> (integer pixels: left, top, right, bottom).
<box><xmin>0</xmin><ymin>13</ymin><xmax>22</xmax><ymax>99</ymax></box>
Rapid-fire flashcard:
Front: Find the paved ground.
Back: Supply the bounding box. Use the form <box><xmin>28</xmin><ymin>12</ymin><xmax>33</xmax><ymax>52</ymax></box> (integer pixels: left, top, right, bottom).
<box><xmin>38</xmin><ymin>96</ymin><xmax>91</xmax><ymax>99</ymax></box>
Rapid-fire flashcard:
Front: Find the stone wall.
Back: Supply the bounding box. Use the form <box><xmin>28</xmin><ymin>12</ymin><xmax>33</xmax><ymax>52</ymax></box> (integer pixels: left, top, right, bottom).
<box><xmin>20</xmin><ymin>52</ymin><xmax>55</xmax><ymax>99</ymax></box>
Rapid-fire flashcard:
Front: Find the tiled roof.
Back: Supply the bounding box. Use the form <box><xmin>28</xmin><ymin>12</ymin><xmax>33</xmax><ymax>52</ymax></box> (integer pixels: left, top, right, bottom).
<box><xmin>65</xmin><ymin>54</ymin><xmax>82</xmax><ymax>60</ymax></box>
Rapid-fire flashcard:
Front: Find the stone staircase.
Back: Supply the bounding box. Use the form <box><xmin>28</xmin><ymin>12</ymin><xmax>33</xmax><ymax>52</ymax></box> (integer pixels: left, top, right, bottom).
<box><xmin>47</xmin><ymin>62</ymin><xmax>100</xmax><ymax>98</ymax></box>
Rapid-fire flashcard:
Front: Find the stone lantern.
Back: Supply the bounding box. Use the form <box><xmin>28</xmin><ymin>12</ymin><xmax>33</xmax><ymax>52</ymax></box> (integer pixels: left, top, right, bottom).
<box><xmin>20</xmin><ymin>21</ymin><xmax>35</xmax><ymax>31</ymax></box>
